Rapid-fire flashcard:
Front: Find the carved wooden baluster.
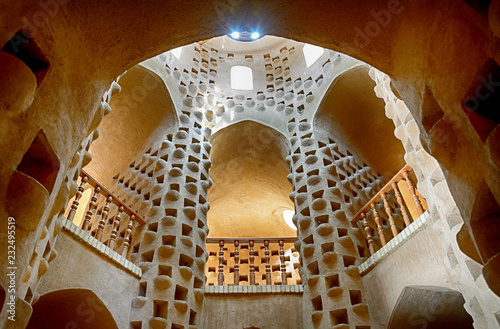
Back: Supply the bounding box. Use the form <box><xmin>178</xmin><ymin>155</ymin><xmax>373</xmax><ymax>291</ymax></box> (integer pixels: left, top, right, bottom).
<box><xmin>108</xmin><ymin>206</ymin><xmax>124</xmax><ymax>250</ymax></box>
<box><xmin>381</xmin><ymin>192</ymin><xmax>399</xmax><ymax>237</ymax></box>
<box><xmin>402</xmin><ymin>170</ymin><xmax>425</xmax><ymax>216</ymax></box>
<box><xmin>370</xmin><ymin>202</ymin><xmax>387</xmax><ymax>246</ymax></box>
<box><xmin>264</xmin><ymin>240</ymin><xmax>272</xmax><ymax>285</ymax></box>
<box><xmin>82</xmin><ymin>186</ymin><xmax>100</xmax><ymax>231</ymax></box>
<box><xmin>392</xmin><ymin>181</ymin><xmax>412</xmax><ymax>227</ymax></box>
<box><xmin>67</xmin><ymin>176</ymin><xmax>88</xmax><ymax>222</ymax></box>
<box><xmin>249</xmin><ymin>240</ymin><xmax>255</xmax><ymax>285</ymax></box>
<box><xmin>218</xmin><ymin>240</ymin><xmax>225</xmax><ymax>286</ymax></box>
<box><xmin>233</xmin><ymin>240</ymin><xmax>240</xmax><ymax>285</ymax></box>
<box><xmin>121</xmin><ymin>215</ymin><xmax>135</xmax><ymax>258</ymax></box>
<box><xmin>95</xmin><ymin>196</ymin><xmax>112</xmax><ymax>241</ymax></box>
<box><xmin>279</xmin><ymin>240</ymin><xmax>287</xmax><ymax>285</ymax></box>
<box><xmin>361</xmin><ymin>213</ymin><xmax>376</xmax><ymax>255</ymax></box>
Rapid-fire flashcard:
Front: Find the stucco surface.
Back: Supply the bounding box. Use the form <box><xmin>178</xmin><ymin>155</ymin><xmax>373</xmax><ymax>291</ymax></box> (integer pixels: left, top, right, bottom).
<box><xmin>36</xmin><ymin>231</ymin><xmax>140</xmax><ymax>329</ymax></box>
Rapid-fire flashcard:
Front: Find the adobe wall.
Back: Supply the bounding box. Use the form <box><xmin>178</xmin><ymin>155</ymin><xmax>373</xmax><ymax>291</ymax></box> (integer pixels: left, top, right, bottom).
<box><xmin>369</xmin><ymin>68</ymin><xmax>500</xmax><ymax>328</ymax></box>
<box><xmin>200</xmin><ymin>294</ymin><xmax>303</xmax><ymax>329</ymax></box>
<box><xmin>361</xmin><ymin>216</ymin><xmax>457</xmax><ymax>328</ymax></box>
<box><xmin>36</xmin><ymin>231</ymin><xmax>140</xmax><ymax>329</ymax></box>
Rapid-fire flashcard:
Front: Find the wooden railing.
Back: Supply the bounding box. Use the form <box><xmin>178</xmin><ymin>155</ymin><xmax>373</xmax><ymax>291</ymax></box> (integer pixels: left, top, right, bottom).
<box><xmin>66</xmin><ymin>170</ymin><xmax>145</xmax><ymax>258</ymax></box>
<box><xmin>205</xmin><ymin>238</ymin><xmax>301</xmax><ymax>286</ymax></box>
<box><xmin>351</xmin><ymin>165</ymin><xmax>428</xmax><ymax>256</ymax></box>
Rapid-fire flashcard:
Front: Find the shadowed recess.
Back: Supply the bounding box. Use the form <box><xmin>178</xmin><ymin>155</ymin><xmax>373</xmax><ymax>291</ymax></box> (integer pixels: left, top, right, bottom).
<box><xmin>26</xmin><ymin>289</ymin><xmax>119</xmax><ymax>329</ymax></box>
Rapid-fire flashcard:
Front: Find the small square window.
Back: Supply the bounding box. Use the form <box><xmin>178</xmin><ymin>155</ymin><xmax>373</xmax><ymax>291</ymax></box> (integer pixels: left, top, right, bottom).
<box><xmin>231</xmin><ymin>66</ymin><xmax>253</xmax><ymax>90</ymax></box>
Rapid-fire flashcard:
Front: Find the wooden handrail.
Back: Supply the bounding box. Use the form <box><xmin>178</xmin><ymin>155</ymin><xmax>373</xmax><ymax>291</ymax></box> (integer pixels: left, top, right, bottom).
<box><xmin>351</xmin><ymin>164</ymin><xmax>413</xmax><ymax>224</ymax></box>
<box><xmin>351</xmin><ymin>164</ymin><xmax>429</xmax><ymax>257</ymax></box>
<box><xmin>81</xmin><ymin>169</ymin><xmax>145</xmax><ymax>224</ymax></box>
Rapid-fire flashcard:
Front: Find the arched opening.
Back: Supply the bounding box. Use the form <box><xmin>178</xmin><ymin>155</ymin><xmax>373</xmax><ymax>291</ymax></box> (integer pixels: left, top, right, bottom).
<box><xmin>1</xmin><ymin>3</ymin><xmax>499</xmax><ymax>329</ymax></box>
<box><xmin>26</xmin><ymin>289</ymin><xmax>119</xmax><ymax>329</ymax></box>
<box><xmin>85</xmin><ymin>65</ymin><xmax>179</xmax><ymax>187</ymax></box>
<box><xmin>207</xmin><ymin>120</ymin><xmax>295</xmax><ymax>238</ymax></box>
<box><xmin>205</xmin><ymin>120</ymin><xmax>301</xmax><ymax>286</ymax></box>
<box><xmin>314</xmin><ymin>65</ymin><xmax>405</xmax><ymax>179</ymax></box>
<box><xmin>387</xmin><ymin>285</ymin><xmax>474</xmax><ymax>329</ymax></box>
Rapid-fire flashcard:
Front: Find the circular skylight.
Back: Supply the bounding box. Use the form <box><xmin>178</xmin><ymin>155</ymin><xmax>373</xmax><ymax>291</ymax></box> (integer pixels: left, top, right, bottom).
<box><xmin>229</xmin><ymin>31</ymin><xmax>262</xmax><ymax>42</ymax></box>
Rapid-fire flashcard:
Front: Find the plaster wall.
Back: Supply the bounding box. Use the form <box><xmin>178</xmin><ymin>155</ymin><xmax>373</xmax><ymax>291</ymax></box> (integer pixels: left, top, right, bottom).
<box><xmin>200</xmin><ymin>294</ymin><xmax>303</xmax><ymax>329</ymax></box>
<box><xmin>86</xmin><ymin>66</ymin><xmax>178</xmax><ymax>187</ymax></box>
<box><xmin>36</xmin><ymin>231</ymin><xmax>140</xmax><ymax>329</ymax></box>
<box><xmin>315</xmin><ymin>65</ymin><xmax>406</xmax><ymax>179</ymax></box>
<box><xmin>362</xmin><ymin>215</ymin><xmax>457</xmax><ymax>329</ymax></box>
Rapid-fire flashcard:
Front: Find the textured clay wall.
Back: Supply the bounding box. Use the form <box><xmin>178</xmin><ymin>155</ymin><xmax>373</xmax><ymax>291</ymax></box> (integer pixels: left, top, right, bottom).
<box><xmin>36</xmin><ymin>231</ymin><xmax>140</xmax><ymax>329</ymax></box>
<box><xmin>200</xmin><ymin>294</ymin><xmax>303</xmax><ymax>329</ymax></box>
<box><xmin>361</xmin><ymin>218</ymin><xmax>457</xmax><ymax>329</ymax></box>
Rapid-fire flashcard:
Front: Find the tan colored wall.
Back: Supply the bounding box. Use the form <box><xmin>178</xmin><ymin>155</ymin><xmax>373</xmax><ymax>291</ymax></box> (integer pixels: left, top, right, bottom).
<box><xmin>315</xmin><ymin>66</ymin><xmax>406</xmax><ymax>179</ymax></box>
<box><xmin>361</xmin><ymin>217</ymin><xmax>457</xmax><ymax>329</ymax></box>
<box><xmin>201</xmin><ymin>294</ymin><xmax>302</xmax><ymax>329</ymax></box>
<box><xmin>36</xmin><ymin>231</ymin><xmax>140</xmax><ymax>329</ymax></box>
<box><xmin>86</xmin><ymin>66</ymin><xmax>178</xmax><ymax>187</ymax></box>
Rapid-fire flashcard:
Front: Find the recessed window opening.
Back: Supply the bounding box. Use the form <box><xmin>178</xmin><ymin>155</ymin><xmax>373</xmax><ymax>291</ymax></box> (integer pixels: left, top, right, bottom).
<box><xmin>303</xmin><ymin>43</ymin><xmax>325</xmax><ymax>68</ymax></box>
<box><xmin>231</xmin><ymin>66</ymin><xmax>253</xmax><ymax>90</ymax></box>
<box><xmin>170</xmin><ymin>46</ymin><xmax>183</xmax><ymax>60</ymax></box>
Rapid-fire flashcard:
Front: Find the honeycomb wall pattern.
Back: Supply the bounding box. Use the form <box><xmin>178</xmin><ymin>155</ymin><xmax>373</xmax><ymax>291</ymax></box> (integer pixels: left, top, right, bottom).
<box><xmin>103</xmin><ymin>36</ymin><xmax>386</xmax><ymax>329</ymax></box>
<box><xmin>109</xmin><ymin>109</ymin><xmax>212</xmax><ymax>329</ymax></box>
<box><xmin>286</xmin><ymin>117</ymin><xmax>383</xmax><ymax>329</ymax></box>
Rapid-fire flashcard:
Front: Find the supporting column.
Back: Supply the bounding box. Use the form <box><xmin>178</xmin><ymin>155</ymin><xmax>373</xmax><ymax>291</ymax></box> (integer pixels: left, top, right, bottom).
<box><xmin>287</xmin><ymin>118</ymin><xmax>382</xmax><ymax>329</ymax></box>
<box><xmin>127</xmin><ymin>108</ymin><xmax>212</xmax><ymax>329</ymax></box>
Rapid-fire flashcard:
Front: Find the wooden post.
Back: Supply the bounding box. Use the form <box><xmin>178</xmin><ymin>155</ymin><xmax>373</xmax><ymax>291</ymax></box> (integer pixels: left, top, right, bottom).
<box><xmin>279</xmin><ymin>240</ymin><xmax>287</xmax><ymax>285</ymax></box>
<box><xmin>392</xmin><ymin>181</ymin><xmax>412</xmax><ymax>227</ymax></box>
<box><xmin>67</xmin><ymin>176</ymin><xmax>88</xmax><ymax>222</ymax></box>
<box><xmin>370</xmin><ymin>202</ymin><xmax>387</xmax><ymax>246</ymax></box>
<box><xmin>402</xmin><ymin>170</ymin><xmax>425</xmax><ymax>216</ymax></box>
<box><xmin>82</xmin><ymin>186</ymin><xmax>100</xmax><ymax>231</ymax></box>
<box><xmin>95</xmin><ymin>196</ymin><xmax>112</xmax><ymax>241</ymax></box>
<box><xmin>233</xmin><ymin>240</ymin><xmax>240</xmax><ymax>285</ymax></box>
<box><xmin>381</xmin><ymin>192</ymin><xmax>399</xmax><ymax>237</ymax></box>
<box><xmin>361</xmin><ymin>213</ymin><xmax>376</xmax><ymax>255</ymax></box>
<box><xmin>218</xmin><ymin>240</ymin><xmax>225</xmax><ymax>286</ymax></box>
<box><xmin>121</xmin><ymin>215</ymin><xmax>135</xmax><ymax>258</ymax></box>
<box><xmin>249</xmin><ymin>240</ymin><xmax>255</xmax><ymax>285</ymax></box>
<box><xmin>264</xmin><ymin>240</ymin><xmax>272</xmax><ymax>285</ymax></box>
<box><xmin>108</xmin><ymin>206</ymin><xmax>124</xmax><ymax>250</ymax></box>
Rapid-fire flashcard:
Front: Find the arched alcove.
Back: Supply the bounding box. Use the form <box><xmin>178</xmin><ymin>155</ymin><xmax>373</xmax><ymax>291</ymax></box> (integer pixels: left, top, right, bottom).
<box><xmin>387</xmin><ymin>285</ymin><xmax>474</xmax><ymax>329</ymax></box>
<box><xmin>314</xmin><ymin>65</ymin><xmax>405</xmax><ymax>179</ymax></box>
<box><xmin>85</xmin><ymin>65</ymin><xmax>178</xmax><ymax>187</ymax></box>
<box><xmin>26</xmin><ymin>289</ymin><xmax>119</xmax><ymax>329</ymax></box>
<box><xmin>207</xmin><ymin>120</ymin><xmax>296</xmax><ymax>238</ymax></box>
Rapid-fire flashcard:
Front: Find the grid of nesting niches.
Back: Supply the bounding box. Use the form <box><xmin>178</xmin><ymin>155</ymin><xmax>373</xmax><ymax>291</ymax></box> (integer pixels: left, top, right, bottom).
<box><xmin>205</xmin><ymin>241</ymin><xmax>302</xmax><ymax>285</ymax></box>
